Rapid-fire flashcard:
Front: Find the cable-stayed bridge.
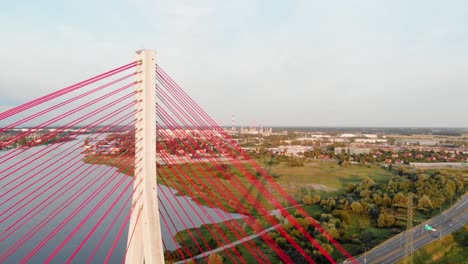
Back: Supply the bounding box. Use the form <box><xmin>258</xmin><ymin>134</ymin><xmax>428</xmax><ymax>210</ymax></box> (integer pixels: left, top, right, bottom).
<box><xmin>0</xmin><ymin>50</ymin><xmax>356</xmax><ymax>264</ymax></box>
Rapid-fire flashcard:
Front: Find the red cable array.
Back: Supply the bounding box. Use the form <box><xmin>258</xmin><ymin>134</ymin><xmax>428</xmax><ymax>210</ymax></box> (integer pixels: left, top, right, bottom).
<box><xmin>0</xmin><ymin>61</ymin><xmax>139</xmax><ymax>263</ymax></box>
<box><xmin>156</xmin><ymin>109</ymin><xmax>292</xmax><ymax>263</ymax></box>
<box><xmin>157</xmin><ymin>131</ymin><xmax>287</xmax><ymax>263</ymax></box>
<box><xmin>1</xmin><ymin>122</ymin><xmax>139</xmax><ymax>262</ymax></box>
<box><xmin>156</xmin><ymin>65</ymin><xmax>356</xmax><ymax>263</ymax></box>
<box><xmin>0</xmin><ymin>100</ymin><xmax>136</xmax><ymax>208</ymax></box>
<box><xmin>0</xmin><ymin>59</ymin><xmax>357</xmax><ymax>263</ymax></box>
<box><xmin>156</xmin><ymin>69</ymin><xmax>317</xmax><ymax>261</ymax></box>
<box><xmin>0</xmin><ymin>62</ymin><xmax>137</xmax><ymax>121</ymax></box>
<box><xmin>156</xmin><ymin>104</ymin><xmax>307</xmax><ymax>263</ymax></box>
<box><xmin>155</xmin><ymin>87</ymin><xmax>286</xmax><ymax>262</ymax></box>
<box><xmin>0</xmin><ymin>110</ymin><xmax>136</xmax><ymax>230</ymax></box>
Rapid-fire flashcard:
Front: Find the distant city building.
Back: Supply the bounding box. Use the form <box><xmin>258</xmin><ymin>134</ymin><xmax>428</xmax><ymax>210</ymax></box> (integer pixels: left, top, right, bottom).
<box><xmin>296</xmin><ymin>137</ymin><xmax>318</xmax><ymax>142</ymax></box>
<box><xmin>362</xmin><ymin>134</ymin><xmax>378</xmax><ymax>138</ymax></box>
<box><xmin>397</xmin><ymin>139</ymin><xmax>439</xmax><ymax>146</ymax></box>
<box><xmin>355</xmin><ymin>138</ymin><xmax>388</xmax><ymax>144</ymax></box>
<box><xmin>308</xmin><ymin>134</ymin><xmax>332</xmax><ymax>138</ymax></box>
<box><xmin>238</xmin><ymin>127</ymin><xmax>273</xmax><ymax>136</ymax></box>
<box><xmin>339</xmin><ymin>133</ymin><xmax>357</xmax><ymax>138</ymax></box>
<box><xmin>332</xmin><ymin>138</ymin><xmax>350</xmax><ymax>143</ymax></box>
<box><xmin>269</xmin><ymin>145</ymin><xmax>313</xmax><ymax>157</ymax></box>
<box><xmin>334</xmin><ymin>147</ymin><xmax>371</xmax><ymax>155</ymax></box>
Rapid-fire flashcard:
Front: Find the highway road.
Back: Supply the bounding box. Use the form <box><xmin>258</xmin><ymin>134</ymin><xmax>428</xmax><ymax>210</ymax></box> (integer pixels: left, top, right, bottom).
<box><xmin>348</xmin><ymin>193</ymin><xmax>467</xmax><ymax>264</ymax></box>
<box><xmin>173</xmin><ymin>194</ymin><xmax>467</xmax><ymax>264</ymax></box>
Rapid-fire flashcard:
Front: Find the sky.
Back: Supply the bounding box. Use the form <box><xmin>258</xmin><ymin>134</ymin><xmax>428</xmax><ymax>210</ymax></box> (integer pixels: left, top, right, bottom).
<box><xmin>0</xmin><ymin>0</ymin><xmax>467</xmax><ymax>127</ymax></box>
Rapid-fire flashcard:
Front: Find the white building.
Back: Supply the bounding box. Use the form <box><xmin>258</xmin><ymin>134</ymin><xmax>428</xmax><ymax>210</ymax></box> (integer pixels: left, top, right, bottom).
<box><xmin>339</xmin><ymin>133</ymin><xmax>356</xmax><ymax>138</ymax></box>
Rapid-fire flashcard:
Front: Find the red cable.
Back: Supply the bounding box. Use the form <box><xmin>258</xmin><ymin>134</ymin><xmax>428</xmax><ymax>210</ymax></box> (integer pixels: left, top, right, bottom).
<box><xmin>155</xmin><ymin>116</ymin><xmax>280</xmax><ymax>263</ymax></box>
<box><xmin>115</xmin><ymin>195</ymin><xmax>143</xmax><ymax>264</ymax></box>
<box><xmin>157</xmin><ymin>70</ymin><xmax>326</xmax><ymax>258</ymax></box>
<box><xmin>0</xmin><ymin>81</ymin><xmax>137</xmax><ymax>164</ymax></box>
<box><xmin>156</xmin><ymin>149</ymin><xmax>243</xmax><ymax>263</ymax></box>
<box><xmin>63</xmin><ymin>174</ymin><xmax>135</xmax><ymax>263</ymax></box>
<box><xmin>0</xmin><ymin>61</ymin><xmax>137</xmax><ymax>121</ymax></box>
<box><xmin>0</xmin><ymin>71</ymin><xmax>136</xmax><ymax>134</ymax></box>
<box><xmin>86</xmin><ymin>177</ymin><xmax>142</xmax><ymax>263</ymax></box>
<box><xmin>0</xmin><ymin>137</ymin><xmax>142</xmax><ymax>263</ymax></box>
<box><xmin>158</xmin><ymin>187</ymin><xmax>195</xmax><ymax>260</ymax></box>
<box><xmin>157</xmin><ymin>136</ymin><xmax>275</xmax><ymax>263</ymax></box>
<box><xmin>157</xmin><ymin>112</ymin><xmax>292</xmax><ymax>263</ymax></box>
<box><xmin>155</xmin><ymin>82</ymin><xmax>300</xmax><ymax>262</ymax></box>
<box><xmin>155</xmin><ymin>105</ymin><xmax>281</xmax><ymax>261</ymax></box>
<box><xmin>19</xmin><ymin>146</ymin><xmax>143</xmax><ymax>263</ymax></box>
<box><xmin>0</xmin><ymin>98</ymin><xmax>136</xmax><ymax>205</ymax></box>
<box><xmin>157</xmin><ymin>96</ymin><xmax>320</xmax><ymax>264</ymax></box>
<box><xmin>0</xmin><ymin>111</ymin><xmax>136</xmax><ymax>226</ymax></box>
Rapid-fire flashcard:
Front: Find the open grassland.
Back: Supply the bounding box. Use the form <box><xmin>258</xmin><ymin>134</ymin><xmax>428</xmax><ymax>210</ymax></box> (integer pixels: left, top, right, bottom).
<box><xmin>266</xmin><ymin>160</ymin><xmax>394</xmax><ymax>199</ymax></box>
<box><xmin>396</xmin><ymin>224</ymin><xmax>467</xmax><ymax>264</ymax></box>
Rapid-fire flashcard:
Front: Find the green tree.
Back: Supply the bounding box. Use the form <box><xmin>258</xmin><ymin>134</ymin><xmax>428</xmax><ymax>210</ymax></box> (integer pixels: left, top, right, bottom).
<box><xmin>321</xmin><ymin>243</ymin><xmax>334</xmax><ymax>255</ymax></box>
<box><xmin>303</xmin><ymin>195</ymin><xmax>313</xmax><ymax>205</ymax></box>
<box><xmin>393</xmin><ymin>192</ymin><xmax>408</xmax><ymax>207</ymax></box>
<box><xmin>382</xmin><ymin>194</ymin><xmax>392</xmax><ymax>207</ymax></box>
<box><xmin>361</xmin><ymin>178</ymin><xmax>376</xmax><ymax>189</ymax></box>
<box><xmin>275</xmin><ymin>237</ymin><xmax>287</xmax><ymax>248</ymax></box>
<box><xmin>351</xmin><ymin>202</ymin><xmax>364</xmax><ymax>215</ymax></box>
<box><xmin>377</xmin><ymin>212</ymin><xmax>395</xmax><ymax>227</ymax></box>
<box><xmin>360</xmin><ymin>189</ymin><xmax>372</xmax><ymax>199</ymax></box>
<box><xmin>445</xmin><ymin>181</ymin><xmax>456</xmax><ymax>199</ymax></box>
<box><xmin>327</xmin><ymin>226</ymin><xmax>340</xmax><ymax>239</ymax></box>
<box><xmin>417</xmin><ymin>195</ymin><xmax>433</xmax><ymax>215</ymax></box>
<box><xmin>312</xmin><ymin>194</ymin><xmax>321</xmax><ymax>204</ymax></box>
<box><xmin>208</xmin><ymin>253</ymin><xmax>223</xmax><ymax>264</ymax></box>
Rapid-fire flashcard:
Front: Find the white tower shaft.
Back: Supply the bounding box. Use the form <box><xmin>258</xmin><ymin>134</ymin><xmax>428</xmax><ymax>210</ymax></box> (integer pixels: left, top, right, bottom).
<box><xmin>126</xmin><ymin>49</ymin><xmax>164</xmax><ymax>264</ymax></box>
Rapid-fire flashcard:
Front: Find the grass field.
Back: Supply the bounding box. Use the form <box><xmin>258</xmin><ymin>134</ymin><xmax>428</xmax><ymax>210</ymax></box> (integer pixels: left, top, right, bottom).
<box><xmin>266</xmin><ymin>160</ymin><xmax>394</xmax><ymax>200</ymax></box>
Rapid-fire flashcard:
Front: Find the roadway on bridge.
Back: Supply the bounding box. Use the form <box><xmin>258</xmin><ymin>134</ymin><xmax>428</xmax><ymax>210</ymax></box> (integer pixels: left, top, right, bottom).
<box><xmin>350</xmin><ymin>193</ymin><xmax>467</xmax><ymax>264</ymax></box>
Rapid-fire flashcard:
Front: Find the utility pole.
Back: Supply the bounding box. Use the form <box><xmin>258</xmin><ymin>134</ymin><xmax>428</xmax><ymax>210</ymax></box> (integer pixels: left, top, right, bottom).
<box><xmin>126</xmin><ymin>50</ymin><xmax>164</xmax><ymax>264</ymax></box>
<box><xmin>403</xmin><ymin>193</ymin><xmax>414</xmax><ymax>264</ymax></box>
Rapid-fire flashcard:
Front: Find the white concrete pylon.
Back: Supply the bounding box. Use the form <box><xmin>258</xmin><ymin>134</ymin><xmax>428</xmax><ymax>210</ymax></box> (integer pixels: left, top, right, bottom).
<box><xmin>126</xmin><ymin>49</ymin><xmax>164</xmax><ymax>264</ymax></box>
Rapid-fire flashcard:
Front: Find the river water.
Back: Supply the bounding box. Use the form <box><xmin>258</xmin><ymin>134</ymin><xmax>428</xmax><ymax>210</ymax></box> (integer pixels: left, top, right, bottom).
<box><xmin>0</xmin><ymin>135</ymin><xmax>244</xmax><ymax>263</ymax></box>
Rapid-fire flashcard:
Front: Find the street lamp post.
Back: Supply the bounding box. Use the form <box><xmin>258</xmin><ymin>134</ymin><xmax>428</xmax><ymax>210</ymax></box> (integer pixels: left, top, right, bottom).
<box><xmin>362</xmin><ymin>246</ymin><xmax>369</xmax><ymax>264</ymax></box>
<box><xmin>401</xmin><ymin>232</ymin><xmax>407</xmax><ymax>248</ymax></box>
